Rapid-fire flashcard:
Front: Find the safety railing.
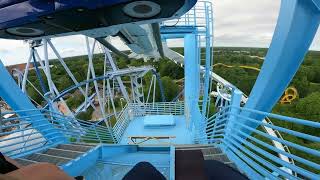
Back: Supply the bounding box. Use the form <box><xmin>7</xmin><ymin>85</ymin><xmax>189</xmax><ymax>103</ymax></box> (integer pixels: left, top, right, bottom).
<box><xmin>128</xmin><ymin>102</ymin><xmax>185</xmax><ymax>116</ymax></box>
<box><xmin>200</xmin><ymin>105</ymin><xmax>320</xmax><ymax>179</ymax></box>
<box><xmin>42</xmin><ymin>109</ymin><xmax>115</xmax><ymax>144</ymax></box>
<box><xmin>0</xmin><ymin>109</ymin><xmax>114</xmax><ymax>158</ymax></box>
<box><xmin>162</xmin><ymin>1</ymin><xmax>213</xmax><ymax>31</ymax></box>
<box><xmin>113</xmin><ymin>103</ymin><xmax>131</xmax><ymax>142</ymax></box>
<box><xmin>213</xmin><ymin>89</ymin><xmax>296</xmax><ymax>171</ymax></box>
<box><xmin>113</xmin><ymin>102</ymin><xmax>185</xmax><ymax>142</ymax></box>
<box><xmin>0</xmin><ymin>109</ymin><xmax>63</xmax><ymax>158</ymax></box>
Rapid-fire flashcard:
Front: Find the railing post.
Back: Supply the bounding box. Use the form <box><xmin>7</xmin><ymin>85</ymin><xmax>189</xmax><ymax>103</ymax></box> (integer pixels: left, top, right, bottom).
<box><xmin>223</xmin><ymin>89</ymin><xmax>242</xmax><ymax>149</ymax></box>
<box><xmin>94</xmin><ymin>126</ymin><xmax>101</xmax><ymax>143</ymax></box>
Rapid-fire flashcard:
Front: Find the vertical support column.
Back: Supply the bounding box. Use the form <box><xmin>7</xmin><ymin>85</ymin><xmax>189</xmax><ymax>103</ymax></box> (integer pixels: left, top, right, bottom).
<box><xmin>201</xmin><ymin>4</ymin><xmax>213</xmax><ymax>118</ymax></box>
<box><xmin>184</xmin><ymin>33</ymin><xmax>201</xmax><ymax>130</ymax></box>
<box><xmin>43</xmin><ymin>39</ymin><xmax>54</xmax><ymax>95</ymax></box>
<box><xmin>243</xmin><ymin>0</ymin><xmax>320</xmax><ymax>134</ymax></box>
<box><xmin>21</xmin><ymin>49</ymin><xmax>33</xmax><ymax>92</ymax></box>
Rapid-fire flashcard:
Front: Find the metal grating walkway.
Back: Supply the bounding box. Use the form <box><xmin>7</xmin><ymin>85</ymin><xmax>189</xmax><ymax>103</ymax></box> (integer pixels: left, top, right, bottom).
<box><xmin>15</xmin><ymin>143</ymin><xmax>97</xmax><ymax>166</ymax></box>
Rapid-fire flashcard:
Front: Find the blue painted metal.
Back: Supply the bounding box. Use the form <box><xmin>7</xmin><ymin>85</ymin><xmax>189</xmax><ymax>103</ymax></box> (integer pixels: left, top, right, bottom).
<box><xmin>151</xmin><ymin>69</ymin><xmax>166</xmax><ymax>102</ymax></box>
<box><xmin>74</xmin><ymin>145</ymin><xmax>171</xmax><ymax>179</ymax></box>
<box><xmin>172</xmin><ymin>88</ymin><xmax>184</xmax><ymax>102</ymax></box>
<box><xmin>0</xmin><ymin>0</ymin><xmax>117</xmax><ymax>24</ymax></box>
<box><xmin>312</xmin><ymin>0</ymin><xmax>320</xmax><ymax>9</ymax></box>
<box><xmin>115</xmin><ymin>102</ymin><xmax>188</xmax><ymax>144</ymax></box>
<box><xmin>199</xmin><ymin>104</ymin><xmax>320</xmax><ymax>179</ymax></box>
<box><xmin>43</xmin><ymin>66</ymin><xmax>155</xmax><ymax>108</ymax></box>
<box><xmin>0</xmin><ymin>61</ymin><xmax>66</xmax><ymax>144</ymax></box>
<box><xmin>100</xmin><ymin>145</ymin><xmax>138</xmax><ymax>159</ymax></box>
<box><xmin>219</xmin><ymin>142</ymin><xmax>263</xmax><ymax>180</ymax></box>
<box><xmin>200</xmin><ymin>4</ymin><xmax>212</xmax><ymax>117</ymax></box>
<box><xmin>243</xmin><ymin>0</ymin><xmax>320</xmax><ymax>135</ymax></box>
<box><xmin>224</xmin><ymin>89</ymin><xmax>242</xmax><ymax>146</ymax></box>
<box><xmin>160</xmin><ymin>2</ymin><xmax>214</xmax><ymax>119</ymax></box>
<box><xmin>31</xmin><ymin>47</ymin><xmax>48</xmax><ymax>94</ymax></box>
<box><xmin>63</xmin><ymin>145</ymin><xmax>126</xmax><ymax>177</ymax></box>
<box><xmin>160</xmin><ymin>2</ymin><xmax>214</xmax><ymax>140</ymax></box>
<box><xmin>184</xmin><ymin>33</ymin><xmax>201</xmax><ymax>129</ymax></box>
<box><xmin>170</xmin><ymin>146</ymin><xmax>175</xmax><ymax>180</ymax></box>
<box><xmin>0</xmin><ymin>0</ymin><xmax>197</xmax><ymax>40</ymax></box>
<box><xmin>160</xmin><ymin>26</ymin><xmax>198</xmax><ymax>36</ymax></box>
<box><xmin>62</xmin><ymin>145</ymin><xmax>102</xmax><ymax>177</ymax></box>
<box><xmin>143</xmin><ymin>115</ymin><xmax>175</xmax><ymax>127</ymax></box>
<box><xmin>0</xmin><ymin>108</ymin><xmax>115</xmax><ymax>158</ymax></box>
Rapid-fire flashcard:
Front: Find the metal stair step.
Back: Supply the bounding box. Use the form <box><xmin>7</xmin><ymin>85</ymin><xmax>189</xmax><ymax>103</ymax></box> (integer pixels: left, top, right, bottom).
<box><xmin>71</xmin><ymin>142</ymin><xmax>98</xmax><ymax>147</ymax></box>
<box><xmin>43</xmin><ymin>148</ymin><xmax>84</xmax><ymax>159</ymax></box>
<box><xmin>15</xmin><ymin>143</ymin><xmax>97</xmax><ymax>167</ymax></box>
<box><xmin>176</xmin><ymin>146</ymin><xmax>222</xmax><ymax>155</ymax></box>
<box><xmin>224</xmin><ymin>162</ymin><xmax>239</xmax><ymax>170</ymax></box>
<box><xmin>201</xmin><ymin>147</ymin><xmax>223</xmax><ymax>155</ymax></box>
<box><xmin>25</xmin><ymin>153</ymin><xmax>72</xmax><ymax>165</ymax></box>
<box><xmin>203</xmin><ymin>153</ymin><xmax>230</xmax><ymax>163</ymax></box>
<box><xmin>15</xmin><ymin>158</ymin><xmax>37</xmax><ymax>166</ymax></box>
<box><xmin>56</xmin><ymin>144</ymin><xmax>93</xmax><ymax>152</ymax></box>
<box><xmin>175</xmin><ymin>144</ymin><xmax>217</xmax><ymax>149</ymax></box>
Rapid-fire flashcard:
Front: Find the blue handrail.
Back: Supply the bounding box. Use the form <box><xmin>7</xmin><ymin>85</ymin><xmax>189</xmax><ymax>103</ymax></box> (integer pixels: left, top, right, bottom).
<box><xmin>198</xmin><ymin>104</ymin><xmax>320</xmax><ymax>179</ymax></box>
<box><xmin>0</xmin><ymin>108</ymin><xmax>114</xmax><ymax>158</ymax></box>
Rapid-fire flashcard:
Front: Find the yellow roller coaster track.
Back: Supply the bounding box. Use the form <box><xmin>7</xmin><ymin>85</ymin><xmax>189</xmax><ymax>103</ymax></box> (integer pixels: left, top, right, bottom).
<box><xmin>213</xmin><ymin>63</ymin><xmax>261</xmax><ymax>72</ymax></box>
<box><xmin>213</xmin><ymin>63</ymin><xmax>299</xmax><ymax>104</ymax></box>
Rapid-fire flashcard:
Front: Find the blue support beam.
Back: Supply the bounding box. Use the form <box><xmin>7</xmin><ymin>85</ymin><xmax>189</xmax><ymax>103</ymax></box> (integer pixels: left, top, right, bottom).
<box><xmin>151</xmin><ymin>70</ymin><xmax>166</xmax><ymax>102</ymax></box>
<box><xmin>184</xmin><ymin>33</ymin><xmax>202</xmax><ymax>130</ymax></box>
<box><xmin>243</xmin><ymin>0</ymin><xmax>320</xmax><ymax>134</ymax></box>
<box><xmin>201</xmin><ymin>5</ymin><xmax>213</xmax><ymax>117</ymax></box>
<box><xmin>160</xmin><ymin>26</ymin><xmax>197</xmax><ymax>35</ymax></box>
<box><xmin>160</xmin><ymin>26</ymin><xmax>197</xmax><ymax>40</ymax></box>
<box><xmin>0</xmin><ymin>61</ymin><xmax>66</xmax><ymax>143</ymax></box>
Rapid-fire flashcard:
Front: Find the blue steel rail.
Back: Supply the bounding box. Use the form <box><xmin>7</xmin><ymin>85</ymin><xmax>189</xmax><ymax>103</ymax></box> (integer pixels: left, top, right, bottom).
<box><xmin>0</xmin><ymin>109</ymin><xmax>115</xmax><ymax>158</ymax></box>
<box><xmin>197</xmin><ymin>95</ymin><xmax>320</xmax><ymax>179</ymax></box>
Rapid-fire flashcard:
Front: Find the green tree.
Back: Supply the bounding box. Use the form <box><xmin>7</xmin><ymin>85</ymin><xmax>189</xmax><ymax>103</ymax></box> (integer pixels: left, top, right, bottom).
<box><xmin>26</xmin><ymin>86</ymin><xmax>43</xmax><ymax>105</ymax></box>
<box><xmin>159</xmin><ymin>76</ymin><xmax>179</xmax><ymax>101</ymax></box>
<box><xmin>295</xmin><ymin>92</ymin><xmax>320</xmax><ymax>122</ymax></box>
<box><xmin>291</xmin><ymin>68</ymin><xmax>310</xmax><ymax>98</ymax></box>
<box><xmin>76</xmin><ymin>107</ymin><xmax>94</xmax><ymax>121</ymax></box>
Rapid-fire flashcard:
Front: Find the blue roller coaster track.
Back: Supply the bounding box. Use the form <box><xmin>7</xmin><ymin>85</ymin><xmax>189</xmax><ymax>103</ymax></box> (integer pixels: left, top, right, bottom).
<box><xmin>0</xmin><ymin>0</ymin><xmax>320</xmax><ymax>179</ymax></box>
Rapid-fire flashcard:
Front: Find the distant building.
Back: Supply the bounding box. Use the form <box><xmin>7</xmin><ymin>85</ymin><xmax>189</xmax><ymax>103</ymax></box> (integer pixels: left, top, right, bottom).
<box><xmin>6</xmin><ymin>63</ymin><xmax>34</xmax><ymax>75</ymax></box>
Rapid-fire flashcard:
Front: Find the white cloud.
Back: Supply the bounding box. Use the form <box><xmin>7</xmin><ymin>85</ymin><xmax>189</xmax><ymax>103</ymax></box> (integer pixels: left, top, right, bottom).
<box><xmin>214</xmin><ymin>0</ymin><xmax>280</xmax><ymax>47</ymax></box>
<box><xmin>0</xmin><ymin>39</ymin><xmax>28</xmax><ymax>64</ymax></box>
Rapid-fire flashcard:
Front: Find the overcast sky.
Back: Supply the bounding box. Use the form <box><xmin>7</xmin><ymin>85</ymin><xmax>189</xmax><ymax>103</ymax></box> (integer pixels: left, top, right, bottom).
<box><xmin>1</xmin><ymin>0</ymin><xmax>320</xmax><ymax>65</ymax></box>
